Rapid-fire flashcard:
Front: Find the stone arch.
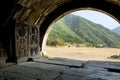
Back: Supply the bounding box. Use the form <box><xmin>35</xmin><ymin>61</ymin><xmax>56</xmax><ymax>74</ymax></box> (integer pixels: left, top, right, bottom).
<box><xmin>40</xmin><ymin>0</ymin><xmax>120</xmax><ymax>54</ymax></box>
<box><xmin>0</xmin><ymin>0</ymin><xmax>120</xmax><ymax>63</ymax></box>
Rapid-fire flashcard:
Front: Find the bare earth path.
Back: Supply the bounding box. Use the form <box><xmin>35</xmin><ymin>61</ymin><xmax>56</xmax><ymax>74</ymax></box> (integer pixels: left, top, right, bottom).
<box><xmin>46</xmin><ymin>46</ymin><xmax>120</xmax><ymax>62</ymax></box>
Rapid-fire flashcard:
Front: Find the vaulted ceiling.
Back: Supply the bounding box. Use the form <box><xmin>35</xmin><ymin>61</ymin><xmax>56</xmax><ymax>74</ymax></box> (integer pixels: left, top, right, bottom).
<box><xmin>0</xmin><ymin>0</ymin><xmax>120</xmax><ymax>28</ymax></box>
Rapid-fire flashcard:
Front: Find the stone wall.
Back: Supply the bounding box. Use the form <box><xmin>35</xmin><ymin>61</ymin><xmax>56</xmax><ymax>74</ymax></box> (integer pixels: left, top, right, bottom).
<box><xmin>15</xmin><ymin>22</ymin><xmax>39</xmax><ymax>62</ymax></box>
<box><xmin>0</xmin><ymin>49</ymin><xmax>7</xmax><ymax>65</ymax></box>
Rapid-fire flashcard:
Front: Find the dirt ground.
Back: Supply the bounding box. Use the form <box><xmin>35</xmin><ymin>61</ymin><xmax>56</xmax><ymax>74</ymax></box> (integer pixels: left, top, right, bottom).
<box><xmin>46</xmin><ymin>46</ymin><xmax>120</xmax><ymax>62</ymax></box>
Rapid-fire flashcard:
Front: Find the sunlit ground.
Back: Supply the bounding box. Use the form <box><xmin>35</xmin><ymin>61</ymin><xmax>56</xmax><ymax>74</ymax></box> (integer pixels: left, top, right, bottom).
<box><xmin>46</xmin><ymin>46</ymin><xmax>120</xmax><ymax>62</ymax></box>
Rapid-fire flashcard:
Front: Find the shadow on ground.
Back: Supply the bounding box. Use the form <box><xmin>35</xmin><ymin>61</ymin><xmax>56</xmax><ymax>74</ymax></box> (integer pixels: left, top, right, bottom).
<box><xmin>0</xmin><ymin>56</ymin><xmax>120</xmax><ymax>80</ymax></box>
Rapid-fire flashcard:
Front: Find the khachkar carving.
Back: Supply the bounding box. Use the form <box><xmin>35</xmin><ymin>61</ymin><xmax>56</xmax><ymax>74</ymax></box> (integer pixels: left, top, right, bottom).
<box><xmin>15</xmin><ymin>23</ymin><xmax>29</xmax><ymax>59</ymax></box>
<box><xmin>29</xmin><ymin>26</ymin><xmax>39</xmax><ymax>57</ymax></box>
<box><xmin>15</xmin><ymin>23</ymin><xmax>39</xmax><ymax>59</ymax></box>
<box><xmin>15</xmin><ymin>23</ymin><xmax>39</xmax><ymax>61</ymax></box>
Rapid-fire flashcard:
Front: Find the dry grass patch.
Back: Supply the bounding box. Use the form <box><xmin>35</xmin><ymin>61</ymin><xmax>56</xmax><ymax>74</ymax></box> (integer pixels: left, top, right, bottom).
<box><xmin>46</xmin><ymin>46</ymin><xmax>120</xmax><ymax>62</ymax></box>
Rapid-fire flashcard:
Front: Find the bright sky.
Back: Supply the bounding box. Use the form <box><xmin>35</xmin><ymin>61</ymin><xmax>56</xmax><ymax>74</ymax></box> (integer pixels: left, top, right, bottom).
<box><xmin>71</xmin><ymin>10</ymin><xmax>120</xmax><ymax>30</ymax></box>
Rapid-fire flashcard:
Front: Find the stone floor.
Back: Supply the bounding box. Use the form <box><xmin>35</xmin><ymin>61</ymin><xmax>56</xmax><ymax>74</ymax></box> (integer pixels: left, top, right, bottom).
<box><xmin>0</xmin><ymin>57</ymin><xmax>120</xmax><ymax>80</ymax></box>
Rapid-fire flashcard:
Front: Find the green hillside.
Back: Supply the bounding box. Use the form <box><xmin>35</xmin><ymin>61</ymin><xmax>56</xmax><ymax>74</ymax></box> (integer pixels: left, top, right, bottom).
<box><xmin>47</xmin><ymin>20</ymin><xmax>85</xmax><ymax>46</ymax></box>
<box><xmin>47</xmin><ymin>14</ymin><xmax>120</xmax><ymax>48</ymax></box>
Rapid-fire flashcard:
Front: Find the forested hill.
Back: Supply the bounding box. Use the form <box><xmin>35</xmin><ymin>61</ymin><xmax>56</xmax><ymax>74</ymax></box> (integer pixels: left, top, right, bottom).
<box><xmin>47</xmin><ymin>14</ymin><xmax>120</xmax><ymax>48</ymax></box>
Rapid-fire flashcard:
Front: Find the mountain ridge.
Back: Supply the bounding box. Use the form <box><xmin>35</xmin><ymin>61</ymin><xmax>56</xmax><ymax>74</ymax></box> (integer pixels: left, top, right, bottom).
<box><xmin>47</xmin><ymin>14</ymin><xmax>120</xmax><ymax>48</ymax></box>
<box><xmin>113</xmin><ymin>26</ymin><xmax>120</xmax><ymax>35</ymax></box>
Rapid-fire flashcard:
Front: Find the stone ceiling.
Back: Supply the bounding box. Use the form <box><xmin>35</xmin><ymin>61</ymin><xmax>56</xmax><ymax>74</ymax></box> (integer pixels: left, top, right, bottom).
<box><xmin>14</xmin><ymin>0</ymin><xmax>69</xmax><ymax>25</ymax></box>
<box><xmin>13</xmin><ymin>0</ymin><xmax>120</xmax><ymax>26</ymax></box>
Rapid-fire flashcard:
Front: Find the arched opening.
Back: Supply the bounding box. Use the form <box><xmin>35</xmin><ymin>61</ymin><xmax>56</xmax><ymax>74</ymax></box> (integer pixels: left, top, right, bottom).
<box><xmin>42</xmin><ymin>8</ymin><xmax>120</xmax><ymax>62</ymax></box>
<box><xmin>0</xmin><ymin>0</ymin><xmax>120</xmax><ymax>80</ymax></box>
<box><xmin>40</xmin><ymin>0</ymin><xmax>120</xmax><ymax>57</ymax></box>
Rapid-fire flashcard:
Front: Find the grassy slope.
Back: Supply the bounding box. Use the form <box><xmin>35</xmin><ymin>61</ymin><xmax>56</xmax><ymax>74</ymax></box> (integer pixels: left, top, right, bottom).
<box><xmin>47</xmin><ymin>14</ymin><xmax>120</xmax><ymax>48</ymax></box>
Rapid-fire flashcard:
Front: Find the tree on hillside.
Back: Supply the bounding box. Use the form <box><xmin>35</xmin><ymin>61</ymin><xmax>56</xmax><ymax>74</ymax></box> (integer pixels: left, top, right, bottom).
<box><xmin>47</xmin><ymin>38</ymin><xmax>65</xmax><ymax>46</ymax></box>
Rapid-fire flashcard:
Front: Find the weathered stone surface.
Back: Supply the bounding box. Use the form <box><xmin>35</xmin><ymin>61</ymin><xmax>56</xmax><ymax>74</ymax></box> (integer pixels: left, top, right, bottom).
<box><xmin>0</xmin><ymin>65</ymin><xmax>60</xmax><ymax>80</ymax></box>
<box><xmin>85</xmin><ymin>60</ymin><xmax>120</xmax><ymax>70</ymax></box>
<box><xmin>19</xmin><ymin>62</ymin><xmax>68</xmax><ymax>72</ymax></box>
<box><xmin>1</xmin><ymin>57</ymin><xmax>120</xmax><ymax>80</ymax></box>
<box><xmin>54</xmin><ymin>74</ymin><xmax>86</xmax><ymax>80</ymax></box>
<box><xmin>35</xmin><ymin>57</ymin><xmax>83</xmax><ymax>68</ymax></box>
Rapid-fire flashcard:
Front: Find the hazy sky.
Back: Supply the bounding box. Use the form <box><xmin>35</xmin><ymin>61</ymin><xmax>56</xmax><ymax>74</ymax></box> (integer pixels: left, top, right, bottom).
<box><xmin>72</xmin><ymin>10</ymin><xmax>120</xmax><ymax>30</ymax></box>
